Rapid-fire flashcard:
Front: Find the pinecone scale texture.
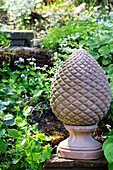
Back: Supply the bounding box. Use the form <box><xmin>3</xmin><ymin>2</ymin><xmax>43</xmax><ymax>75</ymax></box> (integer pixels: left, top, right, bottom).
<box><xmin>50</xmin><ymin>49</ymin><xmax>111</xmax><ymax>125</ymax></box>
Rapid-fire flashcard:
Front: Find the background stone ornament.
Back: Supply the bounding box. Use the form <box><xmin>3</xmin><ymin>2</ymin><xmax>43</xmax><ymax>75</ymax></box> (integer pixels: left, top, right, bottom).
<box><xmin>50</xmin><ymin>48</ymin><xmax>111</xmax><ymax>159</ymax></box>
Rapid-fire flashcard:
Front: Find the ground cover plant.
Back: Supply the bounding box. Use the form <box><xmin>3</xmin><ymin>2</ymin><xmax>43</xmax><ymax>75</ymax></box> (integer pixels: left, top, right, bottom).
<box><xmin>0</xmin><ymin>24</ymin><xmax>10</xmax><ymax>48</ymax></box>
<box><xmin>0</xmin><ymin>107</ymin><xmax>51</xmax><ymax>170</ymax></box>
<box><xmin>0</xmin><ymin>51</ymin><xmax>53</xmax><ymax>169</ymax></box>
<box><xmin>0</xmin><ymin>55</ymin><xmax>52</xmax><ymax>115</ymax></box>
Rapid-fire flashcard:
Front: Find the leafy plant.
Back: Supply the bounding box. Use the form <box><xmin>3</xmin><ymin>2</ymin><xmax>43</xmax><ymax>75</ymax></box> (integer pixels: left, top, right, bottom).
<box><xmin>2</xmin><ymin>0</ymin><xmax>43</xmax><ymax>28</ymax></box>
<box><xmin>103</xmin><ymin>129</ymin><xmax>113</xmax><ymax>170</ymax></box>
<box><xmin>0</xmin><ymin>57</ymin><xmax>52</xmax><ymax>116</ymax></box>
<box><xmin>0</xmin><ymin>27</ymin><xmax>10</xmax><ymax>48</ymax></box>
<box><xmin>0</xmin><ymin>107</ymin><xmax>51</xmax><ymax>169</ymax></box>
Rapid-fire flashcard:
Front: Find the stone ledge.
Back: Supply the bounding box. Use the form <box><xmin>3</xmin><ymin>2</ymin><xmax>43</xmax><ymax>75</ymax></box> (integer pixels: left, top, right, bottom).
<box><xmin>44</xmin><ymin>154</ymin><xmax>108</xmax><ymax>170</ymax></box>
<box><xmin>3</xmin><ymin>30</ymin><xmax>34</xmax><ymax>40</ymax></box>
<box><xmin>0</xmin><ymin>46</ymin><xmax>53</xmax><ymax>54</ymax></box>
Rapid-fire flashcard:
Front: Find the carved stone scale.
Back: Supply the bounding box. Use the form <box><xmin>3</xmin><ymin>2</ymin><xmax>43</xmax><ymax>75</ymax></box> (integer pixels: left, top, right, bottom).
<box><xmin>50</xmin><ymin>49</ymin><xmax>111</xmax><ymax>159</ymax></box>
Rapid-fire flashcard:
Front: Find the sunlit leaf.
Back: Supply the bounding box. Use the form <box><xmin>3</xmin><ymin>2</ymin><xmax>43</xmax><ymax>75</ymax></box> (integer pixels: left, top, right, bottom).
<box><xmin>0</xmin><ymin>129</ymin><xmax>5</xmax><ymax>137</ymax></box>
<box><xmin>8</xmin><ymin>129</ymin><xmax>22</xmax><ymax>138</ymax></box>
<box><xmin>36</xmin><ymin>132</ymin><xmax>47</xmax><ymax>141</ymax></box>
<box><xmin>98</xmin><ymin>46</ymin><xmax>110</xmax><ymax>55</ymax></box>
<box><xmin>12</xmin><ymin>157</ymin><xmax>21</xmax><ymax>164</ymax></box>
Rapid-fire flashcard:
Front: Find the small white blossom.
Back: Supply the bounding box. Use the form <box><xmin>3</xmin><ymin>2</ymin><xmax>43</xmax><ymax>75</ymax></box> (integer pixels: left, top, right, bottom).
<box><xmin>19</xmin><ymin>57</ymin><xmax>24</xmax><ymax>62</ymax></box>
<box><xmin>26</xmin><ymin>58</ymin><xmax>31</xmax><ymax>61</ymax></box>
<box><xmin>32</xmin><ymin>58</ymin><xmax>36</xmax><ymax>61</ymax></box>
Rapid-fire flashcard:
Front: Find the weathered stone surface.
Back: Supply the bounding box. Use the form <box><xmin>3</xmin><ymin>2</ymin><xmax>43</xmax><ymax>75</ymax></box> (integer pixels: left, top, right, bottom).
<box><xmin>44</xmin><ymin>154</ymin><xmax>108</xmax><ymax>170</ymax></box>
<box><xmin>30</xmin><ymin>38</ymin><xmax>43</xmax><ymax>47</ymax></box>
<box><xmin>50</xmin><ymin>49</ymin><xmax>111</xmax><ymax>126</ymax></box>
<box><xmin>3</xmin><ymin>30</ymin><xmax>34</xmax><ymax>40</ymax></box>
<box><xmin>10</xmin><ymin>40</ymin><xmax>25</xmax><ymax>46</ymax></box>
<box><xmin>50</xmin><ymin>48</ymin><xmax>111</xmax><ymax>160</ymax></box>
<box><xmin>57</xmin><ymin>124</ymin><xmax>103</xmax><ymax>160</ymax></box>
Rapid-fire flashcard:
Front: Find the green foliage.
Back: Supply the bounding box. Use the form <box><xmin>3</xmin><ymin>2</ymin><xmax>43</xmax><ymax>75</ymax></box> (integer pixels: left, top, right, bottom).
<box><xmin>0</xmin><ymin>108</ymin><xmax>51</xmax><ymax>169</ymax></box>
<box><xmin>2</xmin><ymin>0</ymin><xmax>43</xmax><ymax>28</ymax></box>
<box><xmin>74</xmin><ymin>0</ymin><xmax>97</xmax><ymax>6</ymax></box>
<box><xmin>0</xmin><ymin>50</ymin><xmax>52</xmax><ymax>169</ymax></box>
<box><xmin>103</xmin><ymin>130</ymin><xmax>113</xmax><ymax>170</ymax></box>
<box><xmin>74</xmin><ymin>0</ymin><xmax>111</xmax><ymax>8</ymax></box>
<box><xmin>0</xmin><ymin>57</ymin><xmax>52</xmax><ymax>115</ymax></box>
<box><xmin>0</xmin><ymin>28</ymin><xmax>10</xmax><ymax>48</ymax></box>
<box><xmin>41</xmin><ymin>19</ymin><xmax>100</xmax><ymax>50</ymax></box>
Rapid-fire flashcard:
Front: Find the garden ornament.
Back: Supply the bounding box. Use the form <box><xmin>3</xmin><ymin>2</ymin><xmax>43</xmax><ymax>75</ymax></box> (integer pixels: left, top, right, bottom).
<box><xmin>50</xmin><ymin>48</ymin><xmax>111</xmax><ymax>159</ymax></box>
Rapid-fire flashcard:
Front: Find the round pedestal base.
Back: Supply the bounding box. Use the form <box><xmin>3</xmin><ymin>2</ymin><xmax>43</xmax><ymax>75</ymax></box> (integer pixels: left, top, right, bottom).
<box><xmin>57</xmin><ymin>124</ymin><xmax>103</xmax><ymax>159</ymax></box>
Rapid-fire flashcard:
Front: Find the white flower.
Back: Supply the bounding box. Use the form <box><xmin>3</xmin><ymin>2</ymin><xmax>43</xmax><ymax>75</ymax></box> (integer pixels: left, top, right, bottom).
<box><xmin>26</xmin><ymin>58</ymin><xmax>31</xmax><ymax>61</ymax></box>
<box><xmin>32</xmin><ymin>58</ymin><xmax>36</xmax><ymax>61</ymax></box>
<box><xmin>29</xmin><ymin>62</ymin><xmax>34</xmax><ymax>65</ymax></box>
<box><xmin>21</xmin><ymin>74</ymin><xmax>25</xmax><ymax>78</ymax></box>
<box><xmin>19</xmin><ymin>57</ymin><xmax>24</xmax><ymax>62</ymax></box>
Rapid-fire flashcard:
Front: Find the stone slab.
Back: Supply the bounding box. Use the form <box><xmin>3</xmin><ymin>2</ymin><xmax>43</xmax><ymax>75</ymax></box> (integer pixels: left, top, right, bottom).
<box><xmin>3</xmin><ymin>30</ymin><xmax>34</xmax><ymax>40</ymax></box>
<box><xmin>44</xmin><ymin>154</ymin><xmax>108</xmax><ymax>170</ymax></box>
<box><xmin>10</xmin><ymin>40</ymin><xmax>25</xmax><ymax>46</ymax></box>
<box><xmin>30</xmin><ymin>38</ymin><xmax>43</xmax><ymax>47</ymax></box>
<box><xmin>0</xmin><ymin>46</ymin><xmax>41</xmax><ymax>52</ymax></box>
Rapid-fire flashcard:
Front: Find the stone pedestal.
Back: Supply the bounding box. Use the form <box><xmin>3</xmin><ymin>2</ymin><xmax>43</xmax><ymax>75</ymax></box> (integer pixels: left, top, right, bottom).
<box><xmin>44</xmin><ymin>154</ymin><xmax>108</xmax><ymax>170</ymax></box>
<box><xmin>57</xmin><ymin>124</ymin><xmax>103</xmax><ymax>160</ymax></box>
<box><xmin>50</xmin><ymin>49</ymin><xmax>111</xmax><ymax>160</ymax></box>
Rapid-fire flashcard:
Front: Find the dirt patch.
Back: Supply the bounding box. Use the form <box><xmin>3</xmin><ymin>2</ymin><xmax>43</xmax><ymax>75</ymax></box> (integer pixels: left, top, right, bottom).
<box><xmin>0</xmin><ymin>49</ymin><xmax>53</xmax><ymax>68</ymax></box>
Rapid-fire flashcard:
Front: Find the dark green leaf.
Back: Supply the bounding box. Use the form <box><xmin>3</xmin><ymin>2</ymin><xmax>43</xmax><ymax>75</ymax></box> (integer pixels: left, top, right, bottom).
<box><xmin>109</xmin><ymin>129</ymin><xmax>113</xmax><ymax>136</ymax></box>
<box><xmin>32</xmin><ymin>153</ymin><xmax>41</xmax><ymax>162</ymax></box>
<box><xmin>102</xmin><ymin>57</ymin><xmax>111</xmax><ymax>65</ymax></box>
<box><xmin>99</xmin><ymin>46</ymin><xmax>110</xmax><ymax>55</ymax></box>
<box><xmin>79</xmin><ymin>40</ymin><xmax>87</xmax><ymax>47</ymax></box>
<box><xmin>3</xmin><ymin>98</ymin><xmax>11</xmax><ymax>106</ymax></box>
<box><xmin>89</xmin><ymin>51</ymin><xmax>100</xmax><ymax>60</ymax></box>
<box><xmin>110</xmin><ymin>44</ymin><xmax>113</xmax><ymax>54</ymax></box>
<box><xmin>5</xmin><ymin>118</ymin><xmax>15</xmax><ymax>125</ymax></box>
<box><xmin>0</xmin><ymin>138</ymin><xmax>8</xmax><ymax>152</ymax></box>
<box><xmin>108</xmin><ymin>162</ymin><xmax>113</xmax><ymax>170</ymax></box>
<box><xmin>15</xmin><ymin>117</ymin><xmax>23</xmax><ymax>126</ymax></box>
<box><xmin>100</xmin><ymin>34</ymin><xmax>111</xmax><ymax>44</ymax></box>
<box><xmin>103</xmin><ymin>136</ymin><xmax>113</xmax><ymax>164</ymax></box>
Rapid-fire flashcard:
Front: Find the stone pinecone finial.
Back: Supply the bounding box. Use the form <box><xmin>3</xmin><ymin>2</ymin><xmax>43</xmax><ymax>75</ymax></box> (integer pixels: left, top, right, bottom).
<box><xmin>50</xmin><ymin>49</ymin><xmax>111</xmax><ymax>125</ymax></box>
